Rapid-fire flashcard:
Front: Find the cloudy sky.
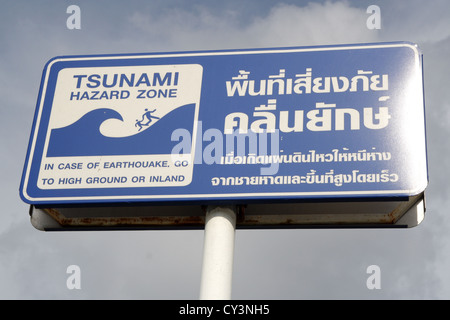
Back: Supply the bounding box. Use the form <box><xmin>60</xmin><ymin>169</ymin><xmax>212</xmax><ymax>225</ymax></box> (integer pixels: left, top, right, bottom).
<box><xmin>2</xmin><ymin>0</ymin><xmax>450</xmax><ymax>299</ymax></box>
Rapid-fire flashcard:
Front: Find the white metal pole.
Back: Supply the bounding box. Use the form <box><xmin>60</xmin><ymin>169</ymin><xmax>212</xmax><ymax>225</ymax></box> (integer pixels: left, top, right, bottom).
<box><xmin>199</xmin><ymin>205</ymin><xmax>237</xmax><ymax>300</ymax></box>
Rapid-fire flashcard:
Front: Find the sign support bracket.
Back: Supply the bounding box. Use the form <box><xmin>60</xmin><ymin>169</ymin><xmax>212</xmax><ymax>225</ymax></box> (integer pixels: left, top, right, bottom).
<box><xmin>199</xmin><ymin>205</ymin><xmax>237</xmax><ymax>300</ymax></box>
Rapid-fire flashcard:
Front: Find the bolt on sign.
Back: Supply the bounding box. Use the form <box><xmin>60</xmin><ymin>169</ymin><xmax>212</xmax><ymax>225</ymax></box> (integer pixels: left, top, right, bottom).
<box><xmin>20</xmin><ymin>42</ymin><xmax>428</xmax><ymax>230</ymax></box>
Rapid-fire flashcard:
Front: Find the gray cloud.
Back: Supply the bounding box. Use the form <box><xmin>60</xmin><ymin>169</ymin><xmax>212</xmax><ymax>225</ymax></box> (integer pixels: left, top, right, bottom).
<box><xmin>126</xmin><ymin>1</ymin><xmax>377</xmax><ymax>50</ymax></box>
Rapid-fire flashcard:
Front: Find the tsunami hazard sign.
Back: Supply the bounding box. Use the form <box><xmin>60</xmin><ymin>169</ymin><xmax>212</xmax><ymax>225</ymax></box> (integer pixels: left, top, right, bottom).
<box><xmin>20</xmin><ymin>42</ymin><xmax>428</xmax><ymax>207</ymax></box>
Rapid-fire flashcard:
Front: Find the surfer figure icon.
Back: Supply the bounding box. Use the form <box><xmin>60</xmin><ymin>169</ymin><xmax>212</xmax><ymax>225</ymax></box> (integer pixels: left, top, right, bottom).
<box><xmin>136</xmin><ymin>108</ymin><xmax>160</xmax><ymax>131</ymax></box>
<box><xmin>142</xmin><ymin>108</ymin><xmax>160</xmax><ymax>125</ymax></box>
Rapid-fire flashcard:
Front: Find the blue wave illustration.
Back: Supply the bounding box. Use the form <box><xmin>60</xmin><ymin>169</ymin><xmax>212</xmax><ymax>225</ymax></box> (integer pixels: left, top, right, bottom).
<box><xmin>47</xmin><ymin>103</ymin><xmax>196</xmax><ymax>157</ymax></box>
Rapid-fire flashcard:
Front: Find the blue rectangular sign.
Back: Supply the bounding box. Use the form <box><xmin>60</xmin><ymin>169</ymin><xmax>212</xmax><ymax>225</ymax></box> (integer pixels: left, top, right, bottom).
<box><xmin>20</xmin><ymin>42</ymin><xmax>428</xmax><ymax>206</ymax></box>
